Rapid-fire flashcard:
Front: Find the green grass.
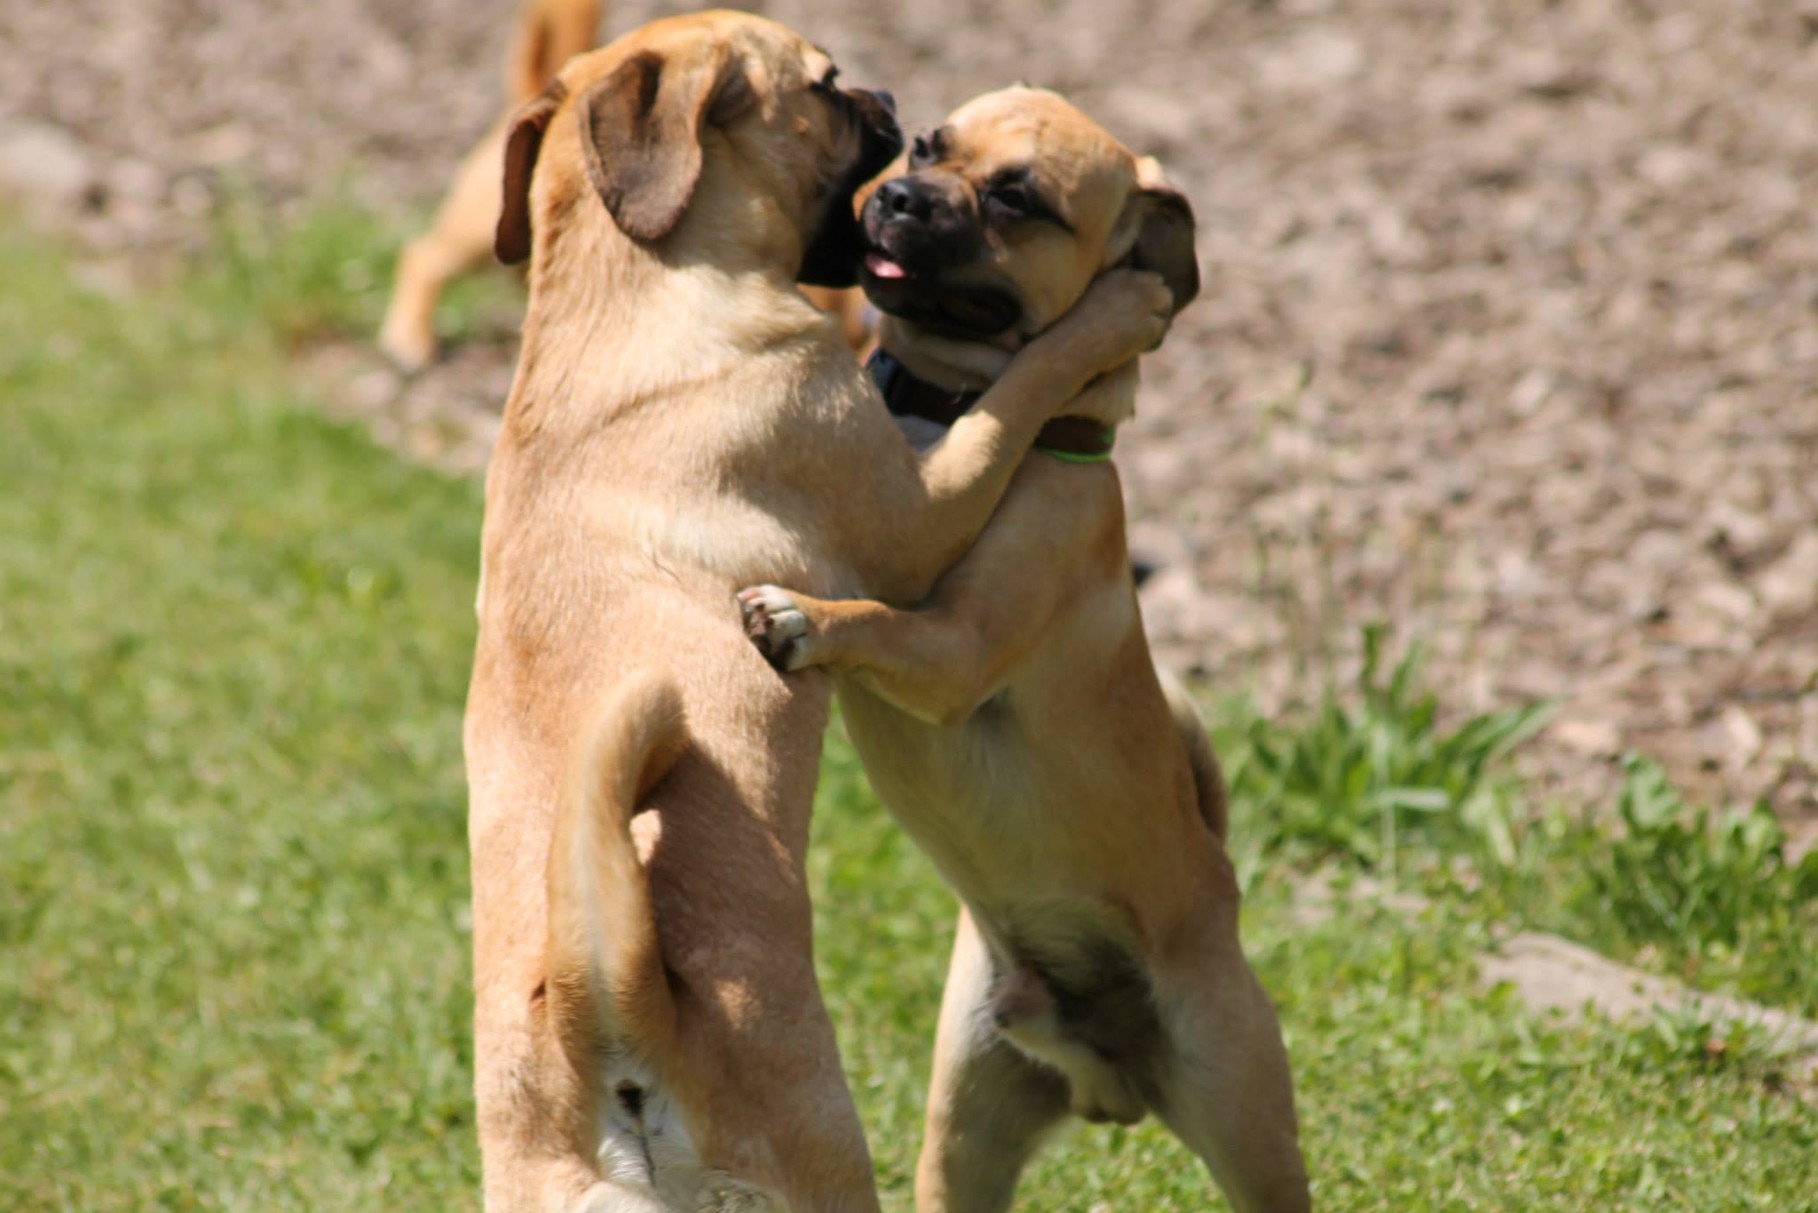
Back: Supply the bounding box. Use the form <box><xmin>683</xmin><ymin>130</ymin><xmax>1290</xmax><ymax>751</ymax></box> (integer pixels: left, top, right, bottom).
<box><xmin>0</xmin><ymin>216</ymin><xmax>483</xmax><ymax>1208</ymax></box>
<box><xmin>204</xmin><ymin>188</ymin><xmax>524</xmax><ymax>353</ymax></box>
<box><xmin>1210</xmin><ymin>633</ymin><xmax>1818</xmax><ymax>1017</ymax></box>
<box><xmin>3</xmin><ymin>210</ymin><xmax>1815</xmax><ymax>1210</ymax></box>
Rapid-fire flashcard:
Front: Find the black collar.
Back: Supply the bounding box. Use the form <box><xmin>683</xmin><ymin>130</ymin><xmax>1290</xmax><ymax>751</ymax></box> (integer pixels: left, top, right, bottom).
<box><xmin>869</xmin><ymin>349</ymin><xmax>980</xmax><ymax>427</ymax></box>
<box><xmin>867</xmin><ymin>349</ymin><xmax>1116</xmax><ymax>462</ymax></box>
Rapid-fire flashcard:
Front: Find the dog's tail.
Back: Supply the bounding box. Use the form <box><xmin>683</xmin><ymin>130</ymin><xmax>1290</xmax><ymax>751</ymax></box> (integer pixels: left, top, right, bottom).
<box><xmin>546</xmin><ymin>671</ymin><xmax>688</xmax><ymax>1052</ymax></box>
<box><xmin>1157</xmin><ymin>666</ymin><xmax>1229</xmax><ymax>841</ymax></box>
<box><xmin>508</xmin><ymin>0</ymin><xmax>604</xmax><ymax>104</ymax></box>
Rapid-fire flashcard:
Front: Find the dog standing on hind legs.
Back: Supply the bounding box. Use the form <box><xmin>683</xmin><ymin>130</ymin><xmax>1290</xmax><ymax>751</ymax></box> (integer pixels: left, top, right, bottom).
<box><xmin>740</xmin><ymin>87</ymin><xmax>1311</xmax><ymax>1212</ymax></box>
<box><xmin>463</xmin><ymin>20</ymin><xmax>1174</xmax><ymax>1211</ymax></box>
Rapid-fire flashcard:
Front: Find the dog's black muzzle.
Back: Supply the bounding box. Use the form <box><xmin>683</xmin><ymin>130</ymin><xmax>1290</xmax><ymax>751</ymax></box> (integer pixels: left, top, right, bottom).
<box><xmin>798</xmin><ymin>87</ymin><xmax>904</xmax><ymax>288</ymax></box>
<box><xmin>859</xmin><ymin>171</ymin><xmax>1022</xmax><ymax>338</ymax></box>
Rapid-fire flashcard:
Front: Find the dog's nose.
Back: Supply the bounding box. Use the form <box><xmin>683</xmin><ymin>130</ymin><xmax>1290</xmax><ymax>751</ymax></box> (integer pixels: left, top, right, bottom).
<box><xmin>878</xmin><ymin>178</ymin><xmax>935</xmax><ymax>223</ymax></box>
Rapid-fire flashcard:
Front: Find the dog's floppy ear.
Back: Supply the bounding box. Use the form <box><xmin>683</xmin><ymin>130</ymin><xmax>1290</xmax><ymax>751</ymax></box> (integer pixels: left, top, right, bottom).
<box><xmin>579</xmin><ymin>48</ymin><xmax>751</xmax><ymax>242</ymax></box>
<box><xmin>496</xmin><ymin>81</ymin><xmax>569</xmax><ymax>265</ymax></box>
<box><xmin>1118</xmin><ymin>156</ymin><xmax>1200</xmax><ymax>316</ymax></box>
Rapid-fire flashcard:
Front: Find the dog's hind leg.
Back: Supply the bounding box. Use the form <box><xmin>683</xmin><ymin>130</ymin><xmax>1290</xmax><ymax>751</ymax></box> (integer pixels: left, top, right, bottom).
<box><xmin>916</xmin><ymin>909</ymin><xmax>1071</xmax><ymax>1213</ymax></box>
<box><xmin>1152</xmin><ymin>979</ymin><xmax>1309</xmax><ymax>1212</ymax></box>
<box><xmin>1148</xmin><ymin>879</ymin><xmax>1310</xmax><ymax>1212</ymax></box>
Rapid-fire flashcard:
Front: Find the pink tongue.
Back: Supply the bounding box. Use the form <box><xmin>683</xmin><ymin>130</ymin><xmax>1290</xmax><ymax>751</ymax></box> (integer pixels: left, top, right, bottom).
<box><xmin>865</xmin><ymin>253</ymin><xmax>907</xmax><ymax>280</ymax></box>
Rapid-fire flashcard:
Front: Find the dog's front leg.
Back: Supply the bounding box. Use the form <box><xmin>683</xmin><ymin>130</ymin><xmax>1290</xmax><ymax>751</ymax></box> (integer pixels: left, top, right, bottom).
<box><xmin>741</xmin><ymin>457</ymin><xmax>1120</xmax><ymax>725</ymax></box>
<box><xmin>872</xmin><ymin>270</ymin><xmax>1169</xmax><ymax>600</ymax></box>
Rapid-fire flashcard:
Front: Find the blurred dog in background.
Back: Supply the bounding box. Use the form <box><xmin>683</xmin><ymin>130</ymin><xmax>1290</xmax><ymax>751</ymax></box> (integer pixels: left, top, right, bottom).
<box><xmin>378</xmin><ymin>0</ymin><xmax>600</xmax><ymax>371</ymax></box>
<box><xmin>377</xmin><ymin>0</ymin><xmax>874</xmax><ymax>370</ymax></box>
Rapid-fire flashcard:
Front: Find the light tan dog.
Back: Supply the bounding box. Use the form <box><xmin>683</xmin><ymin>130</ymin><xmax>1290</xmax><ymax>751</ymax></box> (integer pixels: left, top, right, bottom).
<box><xmin>378</xmin><ymin>0</ymin><xmax>603</xmax><ymax>371</ymax></box>
<box><xmin>376</xmin><ymin>0</ymin><xmax>879</xmax><ymax>370</ymax></box>
<box><xmin>738</xmin><ymin>88</ymin><xmax>1311</xmax><ymax>1213</ymax></box>
<box><xmin>465</xmin><ymin>20</ymin><xmax>1172</xmax><ymax>1212</ymax></box>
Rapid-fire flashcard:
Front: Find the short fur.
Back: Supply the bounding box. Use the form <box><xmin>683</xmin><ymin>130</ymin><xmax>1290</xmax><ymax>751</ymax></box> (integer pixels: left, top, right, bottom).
<box><xmin>467</xmin><ymin>31</ymin><xmax>1171</xmax><ymax>1213</ymax></box>
<box><xmin>739</xmin><ymin>87</ymin><xmax>1310</xmax><ymax>1213</ymax></box>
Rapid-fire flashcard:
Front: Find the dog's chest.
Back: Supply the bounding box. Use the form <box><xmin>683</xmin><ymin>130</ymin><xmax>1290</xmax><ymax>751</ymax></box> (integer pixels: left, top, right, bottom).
<box><xmin>837</xmin><ymin>688</ymin><xmax>1045</xmax><ymax>872</ymax></box>
<box><xmin>588</xmin><ymin>485</ymin><xmax>856</xmax><ymax>598</ymax></box>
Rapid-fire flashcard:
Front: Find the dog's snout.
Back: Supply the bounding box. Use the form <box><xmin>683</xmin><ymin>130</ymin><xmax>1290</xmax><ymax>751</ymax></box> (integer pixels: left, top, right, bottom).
<box><xmin>844</xmin><ymin>87</ymin><xmax>905</xmax><ymax>172</ymax></box>
<box><xmin>879</xmin><ymin>178</ymin><xmax>937</xmax><ymax>223</ymax></box>
<box><xmin>860</xmin><ymin>170</ymin><xmax>988</xmax><ymax>285</ymax></box>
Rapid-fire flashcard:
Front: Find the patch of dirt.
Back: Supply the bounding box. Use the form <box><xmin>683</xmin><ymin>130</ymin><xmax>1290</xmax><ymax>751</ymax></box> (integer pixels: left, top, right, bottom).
<box><xmin>4</xmin><ymin>0</ymin><xmax>1814</xmax><ymax>821</ymax></box>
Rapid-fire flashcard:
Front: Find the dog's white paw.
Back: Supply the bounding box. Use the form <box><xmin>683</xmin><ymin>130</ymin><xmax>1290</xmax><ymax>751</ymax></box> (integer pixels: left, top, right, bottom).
<box><xmin>736</xmin><ymin>585</ymin><xmax>813</xmax><ymax>672</ymax></box>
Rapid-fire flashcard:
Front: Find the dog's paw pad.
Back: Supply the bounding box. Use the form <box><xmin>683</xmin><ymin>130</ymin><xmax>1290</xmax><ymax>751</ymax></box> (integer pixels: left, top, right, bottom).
<box><xmin>736</xmin><ymin>586</ymin><xmax>811</xmax><ymax>671</ymax></box>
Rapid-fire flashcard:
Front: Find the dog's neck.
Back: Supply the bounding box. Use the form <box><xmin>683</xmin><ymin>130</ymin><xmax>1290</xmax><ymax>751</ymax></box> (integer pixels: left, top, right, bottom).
<box><xmin>875</xmin><ymin>317</ymin><xmax>1015</xmax><ymax>393</ymax></box>
<box><xmin>872</xmin><ymin>314</ymin><xmax>1139</xmax><ymax>456</ymax></box>
<box><xmin>869</xmin><ymin>348</ymin><xmax>980</xmax><ymax>427</ymax></box>
<box><xmin>869</xmin><ymin>346</ymin><xmax>1127</xmax><ymax>463</ymax></box>
<box><xmin>507</xmin><ymin>195</ymin><xmax>832</xmax><ymax>442</ymax></box>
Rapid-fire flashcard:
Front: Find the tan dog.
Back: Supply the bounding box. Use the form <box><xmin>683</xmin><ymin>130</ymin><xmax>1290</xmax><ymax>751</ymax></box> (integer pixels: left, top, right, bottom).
<box><xmin>378</xmin><ymin>0</ymin><xmax>603</xmax><ymax>371</ymax></box>
<box><xmin>465</xmin><ymin>22</ymin><xmax>1172</xmax><ymax>1212</ymax></box>
<box><xmin>738</xmin><ymin>88</ymin><xmax>1311</xmax><ymax>1213</ymax></box>
<box><xmin>377</xmin><ymin>0</ymin><xmax>879</xmax><ymax>370</ymax></box>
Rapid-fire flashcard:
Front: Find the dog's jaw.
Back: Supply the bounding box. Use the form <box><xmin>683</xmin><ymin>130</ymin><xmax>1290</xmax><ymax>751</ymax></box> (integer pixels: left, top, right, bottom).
<box><xmin>875</xmin><ymin>315</ymin><xmax>1014</xmax><ymax>392</ymax></box>
<box><xmin>858</xmin><ymin>252</ymin><xmax>1026</xmax><ymax>344</ymax></box>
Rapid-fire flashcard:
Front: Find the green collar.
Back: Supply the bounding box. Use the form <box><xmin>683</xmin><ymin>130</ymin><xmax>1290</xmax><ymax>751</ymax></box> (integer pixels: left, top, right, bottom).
<box><xmin>1034</xmin><ymin>416</ymin><xmax>1117</xmax><ymax>462</ymax></box>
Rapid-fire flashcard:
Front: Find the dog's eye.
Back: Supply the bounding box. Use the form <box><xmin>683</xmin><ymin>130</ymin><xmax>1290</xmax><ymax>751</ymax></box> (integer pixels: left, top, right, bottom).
<box><xmin>987</xmin><ymin>184</ymin><xmax>1051</xmax><ymax>224</ymax></box>
<box><xmin>812</xmin><ymin>66</ymin><xmax>840</xmax><ymax>94</ymax></box>
<box><xmin>983</xmin><ymin>178</ymin><xmax>1071</xmax><ymax>231</ymax></box>
<box><xmin>991</xmin><ymin>185</ymin><xmax>1034</xmax><ymax>214</ymax></box>
<box><xmin>909</xmin><ymin>133</ymin><xmax>934</xmax><ymax>168</ymax></box>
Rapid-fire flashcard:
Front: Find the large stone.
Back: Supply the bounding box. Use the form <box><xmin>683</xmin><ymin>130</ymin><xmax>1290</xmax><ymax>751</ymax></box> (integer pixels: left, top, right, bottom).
<box><xmin>1482</xmin><ymin>933</ymin><xmax>1818</xmax><ymax>1085</ymax></box>
<box><xmin>0</xmin><ymin>119</ymin><xmax>95</xmax><ymax>213</ymax></box>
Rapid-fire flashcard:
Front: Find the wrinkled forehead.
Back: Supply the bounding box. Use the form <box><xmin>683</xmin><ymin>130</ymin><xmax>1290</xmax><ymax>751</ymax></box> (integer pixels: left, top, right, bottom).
<box><xmin>942</xmin><ymin>89</ymin><xmax>1135</xmax><ymax>199</ymax></box>
<box><xmin>605</xmin><ymin>10</ymin><xmax>827</xmax><ymax>87</ymax></box>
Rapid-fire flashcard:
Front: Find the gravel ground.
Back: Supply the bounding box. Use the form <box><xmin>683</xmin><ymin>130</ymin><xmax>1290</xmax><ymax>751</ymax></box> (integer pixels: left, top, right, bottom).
<box><xmin>4</xmin><ymin>0</ymin><xmax>1814</xmax><ymax>824</ymax></box>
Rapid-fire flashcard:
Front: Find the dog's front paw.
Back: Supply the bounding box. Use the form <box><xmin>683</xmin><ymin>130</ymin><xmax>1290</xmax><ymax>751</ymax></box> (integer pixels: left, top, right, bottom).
<box><xmin>737</xmin><ymin>585</ymin><xmax>815</xmax><ymax>672</ymax></box>
<box><xmin>1058</xmin><ymin>269</ymin><xmax>1174</xmax><ymax>372</ymax></box>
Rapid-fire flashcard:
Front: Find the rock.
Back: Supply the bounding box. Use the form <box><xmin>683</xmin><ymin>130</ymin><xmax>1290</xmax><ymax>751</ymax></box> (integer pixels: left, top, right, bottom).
<box><xmin>1757</xmin><ymin>534</ymin><xmax>1818</xmax><ymax>623</ymax></box>
<box><xmin>1555</xmin><ymin>716</ymin><xmax>1623</xmax><ymax>758</ymax></box>
<box><xmin>186</xmin><ymin>122</ymin><xmax>256</xmax><ymax>168</ymax></box>
<box><xmin>1097</xmin><ymin>85</ymin><xmax>1200</xmax><ymax>152</ymax></box>
<box><xmin>1251</xmin><ymin>27</ymin><xmax>1363</xmax><ymax>91</ymax></box>
<box><xmin>1705</xmin><ymin>500</ymin><xmax>1777</xmax><ymax>563</ymax></box>
<box><xmin>1719</xmin><ymin>705</ymin><xmax>1764</xmax><ymax>767</ymax></box>
<box><xmin>1481</xmin><ymin>934</ymin><xmax>1818</xmax><ymax>1078</ymax></box>
<box><xmin>106</xmin><ymin>157</ymin><xmax>165</xmax><ymax>207</ymax></box>
<box><xmin>0</xmin><ymin>119</ymin><xmax>96</xmax><ymax>213</ymax></box>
